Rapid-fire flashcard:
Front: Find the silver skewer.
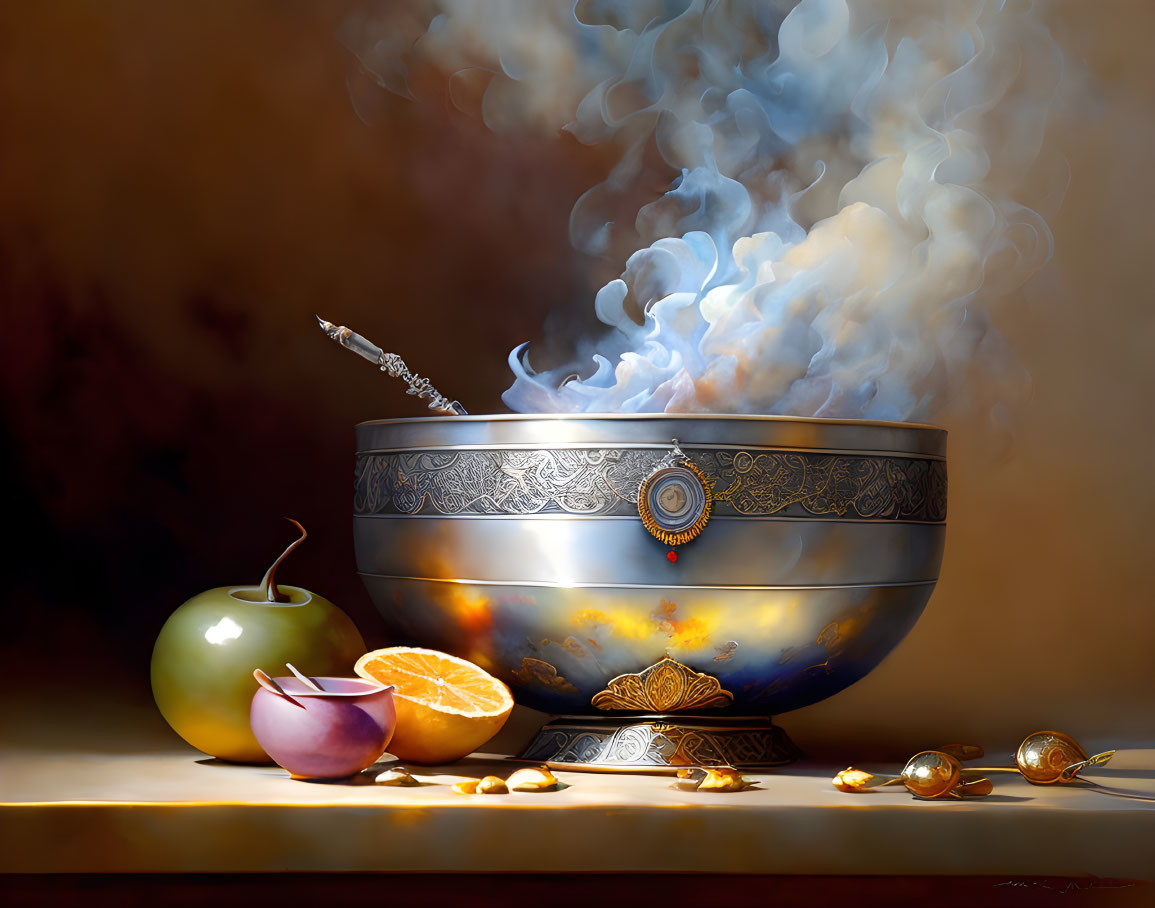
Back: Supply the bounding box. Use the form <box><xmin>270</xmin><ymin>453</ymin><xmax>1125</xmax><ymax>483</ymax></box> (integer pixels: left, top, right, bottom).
<box><xmin>316</xmin><ymin>315</ymin><xmax>468</xmax><ymax>416</ymax></box>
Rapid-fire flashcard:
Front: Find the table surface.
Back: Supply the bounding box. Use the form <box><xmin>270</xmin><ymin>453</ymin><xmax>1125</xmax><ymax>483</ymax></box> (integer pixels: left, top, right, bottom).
<box><xmin>3</xmin><ymin>715</ymin><xmax>1154</xmax><ymax>878</ymax></box>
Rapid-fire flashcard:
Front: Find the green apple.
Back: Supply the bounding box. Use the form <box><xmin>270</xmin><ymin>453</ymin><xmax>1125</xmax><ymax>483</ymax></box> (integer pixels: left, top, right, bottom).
<box><xmin>150</xmin><ymin>520</ymin><xmax>366</xmax><ymax>762</ymax></box>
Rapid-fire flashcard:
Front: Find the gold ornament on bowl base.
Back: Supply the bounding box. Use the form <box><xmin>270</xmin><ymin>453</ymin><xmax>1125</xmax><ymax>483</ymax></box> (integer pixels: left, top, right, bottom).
<box><xmin>591</xmin><ymin>657</ymin><xmax>734</xmax><ymax>713</ymax></box>
<box><xmin>518</xmin><ymin>656</ymin><xmax>799</xmax><ymax>772</ymax></box>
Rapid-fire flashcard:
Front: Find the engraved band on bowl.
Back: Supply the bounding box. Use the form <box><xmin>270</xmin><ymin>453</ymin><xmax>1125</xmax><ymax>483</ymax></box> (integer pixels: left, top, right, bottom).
<box><xmin>355</xmin><ymin>447</ymin><xmax>946</xmax><ymax>523</ymax></box>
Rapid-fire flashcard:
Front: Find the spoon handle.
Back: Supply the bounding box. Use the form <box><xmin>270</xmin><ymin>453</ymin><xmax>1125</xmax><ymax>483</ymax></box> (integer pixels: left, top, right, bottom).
<box><xmin>285</xmin><ymin>662</ymin><xmax>324</xmax><ymax>692</ymax></box>
<box><xmin>253</xmin><ymin>669</ymin><xmax>306</xmax><ymax>708</ymax></box>
<box><xmin>1061</xmin><ymin>750</ymin><xmax>1116</xmax><ymax>782</ymax></box>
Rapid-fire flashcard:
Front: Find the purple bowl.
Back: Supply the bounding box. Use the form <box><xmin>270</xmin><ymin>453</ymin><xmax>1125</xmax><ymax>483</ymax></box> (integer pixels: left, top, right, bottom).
<box><xmin>250</xmin><ymin>676</ymin><xmax>396</xmax><ymax>780</ymax></box>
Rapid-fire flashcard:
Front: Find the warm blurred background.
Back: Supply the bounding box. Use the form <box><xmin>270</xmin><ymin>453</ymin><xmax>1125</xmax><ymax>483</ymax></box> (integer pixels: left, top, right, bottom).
<box><xmin>1</xmin><ymin>1</ymin><xmax>1152</xmax><ymax>759</ymax></box>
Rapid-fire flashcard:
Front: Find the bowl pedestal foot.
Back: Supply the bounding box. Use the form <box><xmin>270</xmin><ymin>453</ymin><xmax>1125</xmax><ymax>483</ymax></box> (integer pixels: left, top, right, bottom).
<box><xmin>516</xmin><ymin>715</ymin><xmax>801</xmax><ymax>773</ymax></box>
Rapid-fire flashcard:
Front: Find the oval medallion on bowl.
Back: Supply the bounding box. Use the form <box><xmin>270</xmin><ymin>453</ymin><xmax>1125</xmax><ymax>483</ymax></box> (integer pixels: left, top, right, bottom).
<box><xmin>638</xmin><ymin>461</ymin><xmax>712</xmax><ymax>546</ymax></box>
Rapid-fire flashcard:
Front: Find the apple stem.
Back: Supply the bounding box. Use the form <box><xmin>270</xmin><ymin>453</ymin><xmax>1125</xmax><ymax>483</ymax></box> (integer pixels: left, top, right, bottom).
<box><xmin>259</xmin><ymin>518</ymin><xmax>307</xmax><ymax>603</ymax></box>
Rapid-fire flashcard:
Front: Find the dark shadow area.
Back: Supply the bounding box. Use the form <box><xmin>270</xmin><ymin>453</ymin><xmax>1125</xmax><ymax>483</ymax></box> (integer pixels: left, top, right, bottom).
<box><xmin>0</xmin><ymin>874</ymin><xmax>1149</xmax><ymax>908</ymax></box>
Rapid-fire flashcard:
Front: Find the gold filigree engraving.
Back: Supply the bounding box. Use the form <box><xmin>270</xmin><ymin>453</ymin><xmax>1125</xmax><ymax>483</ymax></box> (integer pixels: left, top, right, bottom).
<box><xmin>591</xmin><ymin>657</ymin><xmax>735</xmax><ymax>712</ymax></box>
<box><xmin>514</xmin><ymin>657</ymin><xmax>578</xmax><ymax>695</ymax></box>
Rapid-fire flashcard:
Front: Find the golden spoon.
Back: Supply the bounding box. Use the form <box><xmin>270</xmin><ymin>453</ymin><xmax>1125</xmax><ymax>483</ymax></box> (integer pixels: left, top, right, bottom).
<box><xmin>835</xmin><ymin>746</ymin><xmax>993</xmax><ymax>799</ymax></box>
<box><xmin>1015</xmin><ymin>730</ymin><xmax>1115</xmax><ymax>784</ymax></box>
<box><xmin>836</xmin><ymin>732</ymin><xmax>1118</xmax><ymax>799</ymax></box>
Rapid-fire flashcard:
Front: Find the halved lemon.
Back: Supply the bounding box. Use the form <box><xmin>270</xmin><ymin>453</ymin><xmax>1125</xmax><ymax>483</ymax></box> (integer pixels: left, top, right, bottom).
<box><xmin>354</xmin><ymin>646</ymin><xmax>514</xmax><ymax>765</ymax></box>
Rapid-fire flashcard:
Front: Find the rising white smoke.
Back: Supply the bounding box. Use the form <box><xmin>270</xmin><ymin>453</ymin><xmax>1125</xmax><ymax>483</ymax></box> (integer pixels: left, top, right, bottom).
<box><xmin>349</xmin><ymin>0</ymin><xmax>1065</xmax><ymax>421</ymax></box>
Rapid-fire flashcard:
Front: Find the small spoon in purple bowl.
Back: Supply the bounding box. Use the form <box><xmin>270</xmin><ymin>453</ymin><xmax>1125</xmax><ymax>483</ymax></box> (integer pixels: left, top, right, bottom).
<box><xmin>253</xmin><ymin>668</ymin><xmax>306</xmax><ymax>708</ymax></box>
<box><xmin>286</xmin><ymin>662</ymin><xmax>325</xmax><ymax>693</ymax></box>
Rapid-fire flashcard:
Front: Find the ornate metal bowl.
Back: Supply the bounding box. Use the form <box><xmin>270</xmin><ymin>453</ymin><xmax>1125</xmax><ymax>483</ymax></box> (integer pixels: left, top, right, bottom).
<box><xmin>354</xmin><ymin>415</ymin><xmax>946</xmax><ymax>768</ymax></box>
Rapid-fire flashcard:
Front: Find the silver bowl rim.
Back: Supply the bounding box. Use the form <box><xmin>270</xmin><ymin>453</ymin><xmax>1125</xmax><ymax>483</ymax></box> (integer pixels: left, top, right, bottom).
<box><xmin>356</xmin><ymin>412</ymin><xmax>947</xmax><ymax>434</ymax></box>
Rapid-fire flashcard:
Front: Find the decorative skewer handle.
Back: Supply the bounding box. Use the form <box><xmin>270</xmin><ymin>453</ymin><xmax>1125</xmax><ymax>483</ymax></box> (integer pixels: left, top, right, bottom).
<box><xmin>316</xmin><ymin>315</ymin><xmax>468</xmax><ymax>416</ymax></box>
